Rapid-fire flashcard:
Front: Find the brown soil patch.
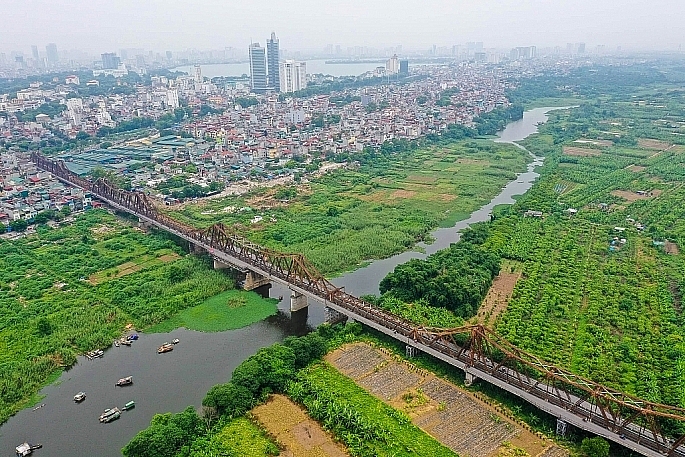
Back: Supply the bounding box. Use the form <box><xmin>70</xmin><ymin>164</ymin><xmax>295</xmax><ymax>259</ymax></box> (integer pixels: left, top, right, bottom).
<box><xmin>252</xmin><ymin>394</ymin><xmax>349</xmax><ymax>457</ymax></box>
<box><xmin>611</xmin><ymin>189</ymin><xmax>662</xmax><ymax>202</ymax></box>
<box><xmin>406</xmin><ymin>175</ymin><xmax>438</xmax><ymax>184</ymax></box>
<box><xmin>638</xmin><ymin>138</ymin><xmax>672</xmax><ymax>150</ymax></box>
<box><xmin>627</xmin><ymin>164</ymin><xmax>646</xmax><ymax>172</ymax></box>
<box><xmin>456</xmin><ymin>158</ymin><xmax>488</xmax><ymax>165</ymax></box>
<box><xmin>88</xmin><ymin>252</ymin><xmax>180</xmax><ymax>285</ymax></box>
<box><xmin>664</xmin><ymin>240</ymin><xmax>680</xmax><ymax>255</ymax></box>
<box><xmin>573</xmin><ymin>139</ymin><xmax>613</xmax><ymax>147</ymax></box>
<box><xmin>562</xmin><ymin>146</ymin><xmax>601</xmax><ymax>157</ymax></box>
<box><xmin>91</xmin><ymin>224</ymin><xmax>115</xmax><ymax>236</ymax></box>
<box><xmin>437</xmin><ymin>193</ymin><xmax>457</xmax><ymax>201</ymax></box>
<box><xmin>390</xmin><ymin>189</ymin><xmax>417</xmax><ymax>199</ymax></box>
<box><xmin>477</xmin><ymin>272</ymin><xmax>522</xmax><ymax>328</ymax></box>
<box><xmin>327</xmin><ymin>344</ymin><xmax>559</xmax><ymax>457</ymax></box>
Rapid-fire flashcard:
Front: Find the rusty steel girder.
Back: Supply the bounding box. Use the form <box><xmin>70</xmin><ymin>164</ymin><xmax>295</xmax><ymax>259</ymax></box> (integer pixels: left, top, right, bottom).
<box><xmin>30</xmin><ymin>152</ymin><xmax>685</xmax><ymax>456</ymax></box>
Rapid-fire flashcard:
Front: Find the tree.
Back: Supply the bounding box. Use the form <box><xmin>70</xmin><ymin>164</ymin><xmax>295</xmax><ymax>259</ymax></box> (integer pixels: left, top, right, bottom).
<box><xmin>75</xmin><ymin>131</ymin><xmax>90</xmax><ymax>141</ymax></box>
<box><xmin>283</xmin><ymin>333</ymin><xmax>328</xmax><ymax>368</ymax></box>
<box><xmin>231</xmin><ymin>344</ymin><xmax>296</xmax><ymax>394</ymax></box>
<box><xmin>36</xmin><ymin>318</ymin><xmax>53</xmax><ymax>337</ymax></box>
<box><xmin>60</xmin><ymin>206</ymin><xmax>72</xmax><ymax>217</ymax></box>
<box><xmin>9</xmin><ymin>219</ymin><xmax>28</xmax><ymax>232</ymax></box>
<box><xmin>581</xmin><ymin>437</ymin><xmax>610</xmax><ymax>457</ymax></box>
<box><xmin>202</xmin><ymin>382</ymin><xmax>253</xmax><ymax>417</ymax></box>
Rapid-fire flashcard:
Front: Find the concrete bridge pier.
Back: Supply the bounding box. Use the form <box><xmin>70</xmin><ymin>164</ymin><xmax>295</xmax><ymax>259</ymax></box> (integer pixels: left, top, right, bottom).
<box><xmin>290</xmin><ymin>291</ymin><xmax>309</xmax><ymax>312</ymax></box>
<box><xmin>213</xmin><ymin>259</ymin><xmax>230</xmax><ymax>270</ymax></box>
<box><xmin>252</xmin><ymin>283</ymin><xmax>272</xmax><ymax>299</ymax></box>
<box><xmin>324</xmin><ymin>306</ymin><xmax>348</xmax><ymax>325</ymax></box>
<box><xmin>244</xmin><ymin>271</ymin><xmax>270</xmax><ymax>291</ymax></box>
<box><xmin>464</xmin><ymin>370</ymin><xmax>477</xmax><ymax>387</ymax></box>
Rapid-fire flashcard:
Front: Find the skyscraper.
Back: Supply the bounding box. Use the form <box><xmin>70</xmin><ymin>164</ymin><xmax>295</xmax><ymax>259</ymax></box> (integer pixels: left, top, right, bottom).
<box><xmin>46</xmin><ymin>43</ymin><xmax>58</xmax><ymax>66</ymax></box>
<box><xmin>194</xmin><ymin>64</ymin><xmax>202</xmax><ymax>84</ymax></box>
<box><xmin>399</xmin><ymin>60</ymin><xmax>409</xmax><ymax>75</ymax></box>
<box><xmin>266</xmin><ymin>32</ymin><xmax>280</xmax><ymax>92</ymax></box>
<box><xmin>101</xmin><ymin>52</ymin><xmax>121</xmax><ymax>70</ymax></box>
<box><xmin>386</xmin><ymin>54</ymin><xmax>399</xmax><ymax>75</ymax></box>
<box><xmin>279</xmin><ymin>60</ymin><xmax>307</xmax><ymax>93</ymax></box>
<box><xmin>31</xmin><ymin>46</ymin><xmax>39</xmax><ymax>62</ymax></box>
<box><xmin>249</xmin><ymin>43</ymin><xmax>268</xmax><ymax>94</ymax></box>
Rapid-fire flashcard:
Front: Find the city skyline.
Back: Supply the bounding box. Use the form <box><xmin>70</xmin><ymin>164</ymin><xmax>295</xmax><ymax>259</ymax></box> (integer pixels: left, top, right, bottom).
<box><xmin>1</xmin><ymin>0</ymin><xmax>683</xmax><ymax>54</ymax></box>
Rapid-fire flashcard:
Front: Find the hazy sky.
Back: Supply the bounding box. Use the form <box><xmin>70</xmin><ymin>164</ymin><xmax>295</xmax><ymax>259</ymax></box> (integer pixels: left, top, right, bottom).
<box><xmin>2</xmin><ymin>0</ymin><xmax>683</xmax><ymax>54</ymax></box>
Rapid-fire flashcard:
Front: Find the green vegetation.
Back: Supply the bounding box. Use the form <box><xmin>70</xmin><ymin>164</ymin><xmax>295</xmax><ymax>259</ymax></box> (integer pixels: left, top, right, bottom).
<box><xmin>169</xmin><ymin>139</ymin><xmax>529</xmax><ymax>276</ymax></box>
<box><xmin>380</xmin><ymin>227</ymin><xmax>500</xmax><ymax>317</ymax></box>
<box><xmin>192</xmin><ymin>417</ymin><xmax>279</xmax><ymax>457</ymax></box>
<box><xmin>145</xmin><ymin>290</ymin><xmax>278</xmax><ymax>333</ymax></box>
<box><xmin>581</xmin><ymin>437</ymin><xmax>610</xmax><ymax>457</ymax></box>
<box><xmin>288</xmin><ymin>363</ymin><xmax>457</xmax><ymax>456</ymax></box>
<box><xmin>0</xmin><ymin>210</ymin><xmax>235</xmax><ymax>425</ymax></box>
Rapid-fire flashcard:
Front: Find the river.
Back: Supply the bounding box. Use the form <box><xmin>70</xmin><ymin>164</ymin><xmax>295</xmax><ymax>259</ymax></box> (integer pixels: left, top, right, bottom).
<box><xmin>172</xmin><ymin>60</ymin><xmax>383</xmax><ymax>79</ymax></box>
<box><xmin>0</xmin><ymin>107</ymin><xmax>565</xmax><ymax>457</ymax></box>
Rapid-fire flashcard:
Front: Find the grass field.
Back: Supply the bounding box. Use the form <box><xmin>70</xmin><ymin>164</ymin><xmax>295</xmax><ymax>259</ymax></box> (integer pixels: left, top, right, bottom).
<box><xmin>167</xmin><ymin>140</ymin><xmax>530</xmax><ymax>276</ymax></box>
<box><xmin>210</xmin><ymin>417</ymin><xmax>280</xmax><ymax>457</ymax></box>
<box><xmin>145</xmin><ymin>290</ymin><xmax>278</xmax><ymax>333</ymax></box>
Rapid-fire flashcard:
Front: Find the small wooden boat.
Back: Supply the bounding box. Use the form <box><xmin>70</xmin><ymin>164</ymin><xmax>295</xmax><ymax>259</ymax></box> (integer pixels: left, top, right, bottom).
<box><xmin>74</xmin><ymin>392</ymin><xmax>86</xmax><ymax>402</ymax></box>
<box><xmin>15</xmin><ymin>442</ymin><xmax>42</xmax><ymax>456</ymax></box>
<box><xmin>123</xmin><ymin>401</ymin><xmax>135</xmax><ymax>410</ymax></box>
<box><xmin>114</xmin><ymin>340</ymin><xmax>120</xmax><ymax>347</ymax></box>
<box><xmin>172</xmin><ymin>338</ymin><xmax>180</xmax><ymax>344</ymax></box>
<box><xmin>99</xmin><ymin>407</ymin><xmax>121</xmax><ymax>423</ymax></box>
<box><xmin>158</xmin><ymin>343</ymin><xmax>174</xmax><ymax>354</ymax></box>
<box><xmin>127</xmin><ymin>334</ymin><xmax>139</xmax><ymax>341</ymax></box>
<box><xmin>116</xmin><ymin>376</ymin><xmax>133</xmax><ymax>387</ymax></box>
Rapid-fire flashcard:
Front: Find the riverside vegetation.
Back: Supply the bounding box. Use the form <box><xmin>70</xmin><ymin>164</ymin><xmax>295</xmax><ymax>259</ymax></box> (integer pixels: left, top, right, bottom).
<box><xmin>0</xmin><ymin>209</ymin><xmax>276</xmax><ymax>425</ymax></box>
<box><xmin>123</xmin><ymin>323</ymin><xmax>456</xmax><ymax>457</ymax></box>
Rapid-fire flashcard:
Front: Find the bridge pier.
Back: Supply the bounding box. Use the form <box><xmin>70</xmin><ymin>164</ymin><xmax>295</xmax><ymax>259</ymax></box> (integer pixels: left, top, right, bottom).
<box><xmin>290</xmin><ymin>291</ymin><xmax>308</xmax><ymax>312</ymax></box>
<box><xmin>324</xmin><ymin>306</ymin><xmax>347</xmax><ymax>325</ymax></box>
<box><xmin>244</xmin><ymin>271</ymin><xmax>270</xmax><ymax>291</ymax></box>
<box><xmin>464</xmin><ymin>371</ymin><xmax>477</xmax><ymax>387</ymax></box>
<box><xmin>213</xmin><ymin>259</ymin><xmax>230</xmax><ymax>270</ymax></box>
<box><xmin>556</xmin><ymin>418</ymin><xmax>568</xmax><ymax>436</ymax></box>
<box><xmin>189</xmin><ymin>243</ymin><xmax>207</xmax><ymax>255</ymax></box>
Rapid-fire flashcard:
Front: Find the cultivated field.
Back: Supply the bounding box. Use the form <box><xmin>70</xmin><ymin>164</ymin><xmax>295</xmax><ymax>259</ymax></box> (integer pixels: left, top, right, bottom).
<box><xmin>253</xmin><ymin>394</ymin><xmax>349</xmax><ymax>457</ymax></box>
<box><xmin>476</xmin><ymin>269</ymin><xmax>522</xmax><ymax>328</ymax></box>
<box><xmin>327</xmin><ymin>344</ymin><xmax>566</xmax><ymax>457</ymax></box>
<box><xmin>638</xmin><ymin>138</ymin><xmax>672</xmax><ymax>150</ymax></box>
<box><xmin>562</xmin><ymin>146</ymin><xmax>602</xmax><ymax>157</ymax></box>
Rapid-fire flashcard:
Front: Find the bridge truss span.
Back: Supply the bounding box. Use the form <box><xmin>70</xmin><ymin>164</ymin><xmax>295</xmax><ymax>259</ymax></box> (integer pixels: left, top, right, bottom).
<box><xmin>30</xmin><ymin>152</ymin><xmax>685</xmax><ymax>457</ymax></box>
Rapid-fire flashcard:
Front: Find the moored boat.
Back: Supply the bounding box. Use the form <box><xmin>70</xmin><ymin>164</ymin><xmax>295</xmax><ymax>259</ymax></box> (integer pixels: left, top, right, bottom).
<box><xmin>120</xmin><ymin>339</ymin><xmax>132</xmax><ymax>346</ymax></box>
<box><xmin>99</xmin><ymin>407</ymin><xmax>121</xmax><ymax>423</ymax></box>
<box><xmin>172</xmin><ymin>338</ymin><xmax>180</xmax><ymax>344</ymax></box>
<box><xmin>127</xmin><ymin>334</ymin><xmax>139</xmax><ymax>341</ymax></box>
<box><xmin>123</xmin><ymin>401</ymin><xmax>135</xmax><ymax>410</ymax></box>
<box><xmin>73</xmin><ymin>391</ymin><xmax>86</xmax><ymax>402</ymax></box>
<box><xmin>157</xmin><ymin>343</ymin><xmax>174</xmax><ymax>354</ymax></box>
<box><xmin>116</xmin><ymin>376</ymin><xmax>133</xmax><ymax>386</ymax></box>
<box><xmin>15</xmin><ymin>442</ymin><xmax>42</xmax><ymax>456</ymax></box>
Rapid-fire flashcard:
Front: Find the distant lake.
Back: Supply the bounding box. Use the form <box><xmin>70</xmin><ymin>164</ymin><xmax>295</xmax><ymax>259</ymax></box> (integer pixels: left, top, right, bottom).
<box><xmin>172</xmin><ymin>59</ymin><xmax>384</xmax><ymax>79</ymax></box>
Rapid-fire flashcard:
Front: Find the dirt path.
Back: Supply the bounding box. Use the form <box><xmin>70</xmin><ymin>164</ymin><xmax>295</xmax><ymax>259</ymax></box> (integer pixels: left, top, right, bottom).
<box><xmin>252</xmin><ymin>394</ymin><xmax>349</xmax><ymax>457</ymax></box>
<box><xmin>327</xmin><ymin>343</ymin><xmax>568</xmax><ymax>457</ymax></box>
<box><xmin>476</xmin><ymin>271</ymin><xmax>521</xmax><ymax>328</ymax></box>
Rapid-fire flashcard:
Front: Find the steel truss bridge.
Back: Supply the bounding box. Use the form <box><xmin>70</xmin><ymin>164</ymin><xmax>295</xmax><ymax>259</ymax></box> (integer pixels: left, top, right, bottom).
<box><xmin>32</xmin><ymin>152</ymin><xmax>685</xmax><ymax>456</ymax></box>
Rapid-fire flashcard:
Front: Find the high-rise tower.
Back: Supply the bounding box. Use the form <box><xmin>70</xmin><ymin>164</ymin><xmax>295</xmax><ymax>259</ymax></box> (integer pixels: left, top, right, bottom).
<box><xmin>266</xmin><ymin>32</ymin><xmax>280</xmax><ymax>92</ymax></box>
<box><xmin>249</xmin><ymin>43</ymin><xmax>268</xmax><ymax>94</ymax></box>
<box><xmin>46</xmin><ymin>43</ymin><xmax>59</xmax><ymax>66</ymax></box>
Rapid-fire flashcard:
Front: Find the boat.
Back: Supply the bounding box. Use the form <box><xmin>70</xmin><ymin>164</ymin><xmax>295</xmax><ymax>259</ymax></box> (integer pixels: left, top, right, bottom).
<box><xmin>32</xmin><ymin>404</ymin><xmax>45</xmax><ymax>411</ymax></box>
<box><xmin>158</xmin><ymin>343</ymin><xmax>174</xmax><ymax>354</ymax></box>
<box><xmin>73</xmin><ymin>392</ymin><xmax>86</xmax><ymax>402</ymax></box>
<box><xmin>116</xmin><ymin>376</ymin><xmax>133</xmax><ymax>387</ymax></box>
<box><xmin>172</xmin><ymin>338</ymin><xmax>180</xmax><ymax>344</ymax></box>
<box><xmin>86</xmin><ymin>349</ymin><xmax>104</xmax><ymax>359</ymax></box>
<box><xmin>123</xmin><ymin>401</ymin><xmax>135</xmax><ymax>410</ymax></box>
<box><xmin>120</xmin><ymin>339</ymin><xmax>132</xmax><ymax>346</ymax></box>
<box><xmin>99</xmin><ymin>407</ymin><xmax>121</xmax><ymax>423</ymax></box>
<box><xmin>15</xmin><ymin>442</ymin><xmax>42</xmax><ymax>456</ymax></box>
<box><xmin>127</xmin><ymin>334</ymin><xmax>139</xmax><ymax>341</ymax></box>
<box><xmin>114</xmin><ymin>340</ymin><xmax>119</xmax><ymax>347</ymax></box>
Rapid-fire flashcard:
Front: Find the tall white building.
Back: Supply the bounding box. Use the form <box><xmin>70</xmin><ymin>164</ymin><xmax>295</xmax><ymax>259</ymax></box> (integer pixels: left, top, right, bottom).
<box><xmin>279</xmin><ymin>60</ymin><xmax>307</xmax><ymax>93</ymax></box>
<box><xmin>193</xmin><ymin>64</ymin><xmax>202</xmax><ymax>84</ymax></box>
<box><xmin>386</xmin><ymin>54</ymin><xmax>399</xmax><ymax>75</ymax></box>
<box><xmin>166</xmin><ymin>89</ymin><xmax>179</xmax><ymax>109</ymax></box>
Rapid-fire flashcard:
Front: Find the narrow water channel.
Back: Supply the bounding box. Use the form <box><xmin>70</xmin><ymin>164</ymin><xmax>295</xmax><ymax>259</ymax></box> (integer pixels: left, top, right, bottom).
<box><xmin>0</xmin><ymin>107</ymin><xmax>567</xmax><ymax>457</ymax></box>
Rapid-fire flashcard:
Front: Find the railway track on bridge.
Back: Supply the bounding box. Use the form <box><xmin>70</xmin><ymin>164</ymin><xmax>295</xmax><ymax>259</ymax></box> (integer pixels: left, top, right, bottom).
<box><xmin>31</xmin><ymin>152</ymin><xmax>685</xmax><ymax>456</ymax></box>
